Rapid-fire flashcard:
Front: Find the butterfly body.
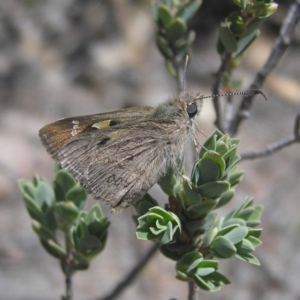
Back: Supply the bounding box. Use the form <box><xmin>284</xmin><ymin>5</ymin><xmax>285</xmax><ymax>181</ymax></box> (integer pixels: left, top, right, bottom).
<box><xmin>39</xmin><ymin>92</ymin><xmax>203</xmax><ymax>212</ymax></box>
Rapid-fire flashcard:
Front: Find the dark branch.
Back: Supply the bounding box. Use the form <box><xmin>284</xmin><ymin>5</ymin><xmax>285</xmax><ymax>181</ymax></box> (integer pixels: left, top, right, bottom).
<box><xmin>188</xmin><ymin>281</ymin><xmax>198</xmax><ymax>300</ymax></box>
<box><xmin>240</xmin><ymin>135</ymin><xmax>299</xmax><ymax>160</ymax></box>
<box><xmin>229</xmin><ymin>0</ymin><xmax>300</xmax><ymax>136</ymax></box>
<box><xmin>212</xmin><ymin>53</ymin><xmax>232</xmax><ymax>132</ymax></box>
<box><xmin>97</xmin><ymin>243</ymin><xmax>160</xmax><ymax>300</ymax></box>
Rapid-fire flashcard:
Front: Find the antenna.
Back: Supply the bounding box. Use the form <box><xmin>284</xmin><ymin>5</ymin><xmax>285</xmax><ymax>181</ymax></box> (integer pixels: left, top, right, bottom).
<box><xmin>182</xmin><ymin>56</ymin><xmax>189</xmax><ymax>92</ymax></box>
<box><xmin>198</xmin><ymin>90</ymin><xmax>267</xmax><ymax>101</ymax></box>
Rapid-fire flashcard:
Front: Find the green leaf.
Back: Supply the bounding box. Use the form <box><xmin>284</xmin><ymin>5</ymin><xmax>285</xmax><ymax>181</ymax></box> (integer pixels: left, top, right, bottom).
<box><xmin>197</xmin><ymin>181</ymin><xmax>230</xmax><ymax>198</ymax></box>
<box><xmin>216</xmin><ymin>141</ymin><xmax>229</xmax><ymax>156</ymax></box>
<box><xmin>205</xmin><ymin>151</ymin><xmax>226</xmax><ymax>173</ymax></box>
<box><xmin>136</xmin><ymin>228</ymin><xmax>153</xmax><ymax>240</ymax></box>
<box><xmin>156</xmin><ymin>35</ymin><xmax>174</xmax><ymax>60</ymax></box>
<box><xmin>235</xmin><ymin>253</ymin><xmax>260</xmax><ymax>265</ymax></box>
<box><xmin>136</xmin><ymin>207</ymin><xmax>180</xmax><ymax>243</ymax></box>
<box><xmin>203</xmin><ymin>212</ymin><xmax>217</xmax><ymax>230</ymax></box>
<box><xmin>228</xmin><ymin>12</ymin><xmax>247</xmax><ymax>36</ymax></box>
<box><xmin>176</xmin><ymin>0</ymin><xmax>202</xmax><ymax>22</ymax></box>
<box><xmin>193</xmin><ymin>274</ymin><xmax>214</xmax><ymax>291</ymax></box>
<box><xmin>241</xmin><ymin>0</ymin><xmax>249</xmax><ymax>12</ymax></box>
<box><xmin>23</xmin><ymin>193</ymin><xmax>44</xmax><ymax>222</ymax></box>
<box><xmin>205</xmin><ymin>271</ymin><xmax>230</xmax><ymax>286</ymax></box>
<box><xmin>222</xmin><ymin>146</ymin><xmax>240</xmax><ymax>170</ymax></box>
<box><xmin>41</xmin><ymin>239</ymin><xmax>66</xmax><ymax>259</ymax></box>
<box><xmin>202</xmin><ymin>227</ymin><xmax>218</xmax><ymax>247</ymax></box>
<box><xmin>87</xmin><ymin>204</ymin><xmax>104</xmax><ymax>224</ymax></box>
<box><xmin>56</xmin><ymin>201</ymin><xmax>79</xmax><ymax>225</ymax></box>
<box><xmin>223</xmin><ymin>218</ymin><xmax>246</xmax><ymax>227</ymax></box>
<box><xmin>166</xmin><ymin>18</ymin><xmax>188</xmax><ymax>43</ymax></box>
<box><xmin>185</xmin><ymin>219</ymin><xmax>205</xmax><ymax>233</ymax></box>
<box><xmin>199</xmin><ymin>132</ymin><xmax>219</xmax><ymax>158</ymax></box>
<box><xmin>33</xmin><ymin>174</ymin><xmax>43</xmax><ymax>186</ymax></box>
<box><xmin>188</xmin><ymin>199</ymin><xmax>217</xmax><ymax>215</ymax></box>
<box><xmin>217</xmin><ymin>224</ymin><xmax>239</xmax><ymax>236</ymax></box>
<box><xmin>88</xmin><ymin>220</ymin><xmax>107</xmax><ymax>239</ymax></box>
<box><xmin>161</xmin><ymin>221</ymin><xmax>173</xmax><ymax>244</ymax></box>
<box><xmin>248</xmin><ymin>3</ymin><xmax>278</xmax><ymax>19</ymax></box>
<box><xmin>158</xmin><ymin>5</ymin><xmax>174</xmax><ymax>28</ymax></box>
<box><xmin>236</xmin><ymin>207</ymin><xmax>255</xmax><ymax>220</ymax></box>
<box><xmin>35</xmin><ymin>181</ymin><xmax>54</xmax><ymax>209</ymax></box>
<box><xmin>182</xmin><ymin>180</ymin><xmax>202</xmax><ymax>206</ymax></box>
<box><xmin>247</xmin><ymin>205</ymin><xmax>263</xmax><ymax>222</ymax></box>
<box><xmin>66</xmin><ymin>186</ymin><xmax>87</xmax><ymax>209</ymax></box>
<box><xmin>32</xmin><ymin>220</ymin><xmax>55</xmax><ymax>240</ymax></box>
<box><xmin>196</xmin><ymin>267</ymin><xmax>215</xmax><ymax>276</ymax></box>
<box><xmin>236</xmin><ymin>29</ymin><xmax>260</xmax><ymax>56</ymax></box>
<box><xmin>134</xmin><ymin>193</ymin><xmax>158</xmax><ymax>216</ymax></box>
<box><xmin>149</xmin><ymin>207</ymin><xmax>174</xmax><ymax>221</ymax></box>
<box><xmin>176</xmin><ymin>270</ymin><xmax>189</xmax><ymax>281</ymax></box>
<box><xmin>54</xmin><ymin>161</ymin><xmax>62</xmax><ymax>173</ymax></box>
<box><xmin>176</xmin><ymin>251</ymin><xmax>203</xmax><ymax>274</ymax></box>
<box><xmin>246</xmin><ymin>18</ymin><xmax>264</xmax><ymax>36</ymax></box>
<box><xmin>228</xmin><ymin>170</ymin><xmax>244</xmax><ymax>187</ymax></box>
<box><xmin>236</xmin><ymin>238</ymin><xmax>254</xmax><ymax>254</ymax></box>
<box><xmin>247</xmin><ymin>228</ymin><xmax>262</xmax><ymax>239</ymax></box>
<box><xmin>223</xmin><ymin>226</ymin><xmax>248</xmax><ymax>244</ymax></box>
<box><xmin>198</xmin><ymin>260</ymin><xmax>218</xmax><ymax>270</ymax></box>
<box><xmin>211</xmin><ymin>236</ymin><xmax>236</xmax><ymax>258</ymax></box>
<box><xmin>18</xmin><ymin>179</ymin><xmax>36</xmax><ymax>199</ymax></box>
<box><xmin>246</xmin><ymin>235</ymin><xmax>262</xmax><ymax>248</ymax></box>
<box><xmin>197</xmin><ymin>153</ymin><xmax>224</xmax><ymax>185</ymax></box>
<box><xmin>79</xmin><ymin>236</ymin><xmax>102</xmax><ymax>250</ymax></box>
<box><xmin>165</xmin><ymin>60</ymin><xmax>177</xmax><ymax>77</ymax></box>
<box><xmin>54</xmin><ymin>170</ymin><xmax>77</xmax><ymax>201</ymax></box>
<box><xmin>219</xmin><ymin>24</ymin><xmax>238</xmax><ymax>53</ymax></box>
<box><xmin>215</xmin><ymin>189</ymin><xmax>235</xmax><ymax>209</ymax></box>
<box><xmin>246</xmin><ymin>220</ymin><xmax>260</xmax><ymax>227</ymax></box>
<box><xmin>158</xmin><ymin>170</ymin><xmax>179</xmax><ymax>196</ymax></box>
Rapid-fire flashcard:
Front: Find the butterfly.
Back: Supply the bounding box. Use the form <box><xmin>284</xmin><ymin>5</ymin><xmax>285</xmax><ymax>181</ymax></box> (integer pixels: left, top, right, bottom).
<box><xmin>39</xmin><ymin>90</ymin><xmax>265</xmax><ymax>212</ymax></box>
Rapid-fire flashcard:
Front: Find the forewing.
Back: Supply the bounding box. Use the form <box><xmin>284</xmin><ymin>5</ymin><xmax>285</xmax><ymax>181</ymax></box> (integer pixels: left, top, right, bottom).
<box><xmin>56</xmin><ymin>121</ymin><xmax>167</xmax><ymax>212</ymax></box>
<box><xmin>39</xmin><ymin>106</ymin><xmax>153</xmax><ymax>158</ymax></box>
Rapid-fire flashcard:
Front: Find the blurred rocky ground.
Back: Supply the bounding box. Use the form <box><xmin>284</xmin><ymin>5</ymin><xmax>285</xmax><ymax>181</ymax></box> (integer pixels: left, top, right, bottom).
<box><xmin>0</xmin><ymin>0</ymin><xmax>299</xmax><ymax>299</ymax></box>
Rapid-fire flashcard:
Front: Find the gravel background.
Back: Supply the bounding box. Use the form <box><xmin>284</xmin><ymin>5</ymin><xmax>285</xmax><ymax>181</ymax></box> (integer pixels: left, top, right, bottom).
<box><xmin>0</xmin><ymin>1</ymin><xmax>299</xmax><ymax>300</ymax></box>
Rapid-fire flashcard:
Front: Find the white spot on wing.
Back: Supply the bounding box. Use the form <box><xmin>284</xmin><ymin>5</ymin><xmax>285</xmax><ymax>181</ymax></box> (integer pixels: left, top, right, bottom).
<box><xmin>71</xmin><ymin>120</ymin><xmax>79</xmax><ymax>136</ymax></box>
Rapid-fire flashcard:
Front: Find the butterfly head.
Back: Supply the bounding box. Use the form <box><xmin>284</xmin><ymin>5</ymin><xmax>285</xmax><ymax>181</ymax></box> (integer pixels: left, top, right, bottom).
<box><xmin>180</xmin><ymin>92</ymin><xmax>203</xmax><ymax>120</ymax></box>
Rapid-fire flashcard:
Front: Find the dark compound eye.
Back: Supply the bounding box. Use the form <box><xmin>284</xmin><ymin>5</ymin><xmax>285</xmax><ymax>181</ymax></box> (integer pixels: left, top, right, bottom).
<box><xmin>187</xmin><ymin>103</ymin><xmax>197</xmax><ymax>118</ymax></box>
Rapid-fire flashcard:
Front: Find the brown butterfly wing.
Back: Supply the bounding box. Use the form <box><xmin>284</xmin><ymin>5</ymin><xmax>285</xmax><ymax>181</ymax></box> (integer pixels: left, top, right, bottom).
<box><xmin>39</xmin><ymin>106</ymin><xmax>153</xmax><ymax>158</ymax></box>
<box><xmin>55</xmin><ymin>121</ymin><xmax>170</xmax><ymax>212</ymax></box>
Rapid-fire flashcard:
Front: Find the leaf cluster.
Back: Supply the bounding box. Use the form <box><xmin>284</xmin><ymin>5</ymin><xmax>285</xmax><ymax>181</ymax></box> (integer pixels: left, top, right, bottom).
<box><xmin>135</xmin><ymin>130</ymin><xmax>263</xmax><ymax>291</ymax></box>
<box><xmin>217</xmin><ymin>0</ymin><xmax>278</xmax><ymax>90</ymax></box>
<box><xmin>19</xmin><ymin>165</ymin><xmax>109</xmax><ymax>272</ymax></box>
<box><xmin>152</xmin><ymin>0</ymin><xmax>202</xmax><ymax>77</ymax></box>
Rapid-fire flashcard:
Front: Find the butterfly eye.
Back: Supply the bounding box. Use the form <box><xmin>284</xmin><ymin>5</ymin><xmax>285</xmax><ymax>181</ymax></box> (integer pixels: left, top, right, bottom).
<box><xmin>187</xmin><ymin>103</ymin><xmax>197</xmax><ymax>118</ymax></box>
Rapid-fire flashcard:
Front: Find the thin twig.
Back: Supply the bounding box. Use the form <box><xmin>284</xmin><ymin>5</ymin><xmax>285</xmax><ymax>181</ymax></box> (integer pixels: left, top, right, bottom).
<box><xmin>229</xmin><ymin>0</ymin><xmax>300</xmax><ymax>136</ymax></box>
<box><xmin>62</xmin><ymin>252</ymin><xmax>74</xmax><ymax>300</ymax></box>
<box><xmin>212</xmin><ymin>53</ymin><xmax>232</xmax><ymax>132</ymax></box>
<box><xmin>97</xmin><ymin>243</ymin><xmax>160</xmax><ymax>300</ymax></box>
<box><xmin>188</xmin><ymin>281</ymin><xmax>198</xmax><ymax>300</ymax></box>
<box><xmin>240</xmin><ymin>135</ymin><xmax>299</xmax><ymax>160</ymax></box>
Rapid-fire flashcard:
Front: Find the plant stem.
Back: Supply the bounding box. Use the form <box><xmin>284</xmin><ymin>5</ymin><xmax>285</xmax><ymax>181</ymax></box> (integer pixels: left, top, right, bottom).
<box><xmin>98</xmin><ymin>243</ymin><xmax>160</xmax><ymax>300</ymax></box>
<box><xmin>188</xmin><ymin>281</ymin><xmax>198</xmax><ymax>300</ymax></box>
<box><xmin>240</xmin><ymin>135</ymin><xmax>299</xmax><ymax>160</ymax></box>
<box><xmin>229</xmin><ymin>0</ymin><xmax>300</xmax><ymax>136</ymax></box>
<box><xmin>64</xmin><ymin>253</ymin><xmax>74</xmax><ymax>300</ymax></box>
<box><xmin>62</xmin><ymin>227</ymin><xmax>74</xmax><ymax>300</ymax></box>
<box><xmin>212</xmin><ymin>53</ymin><xmax>232</xmax><ymax>132</ymax></box>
